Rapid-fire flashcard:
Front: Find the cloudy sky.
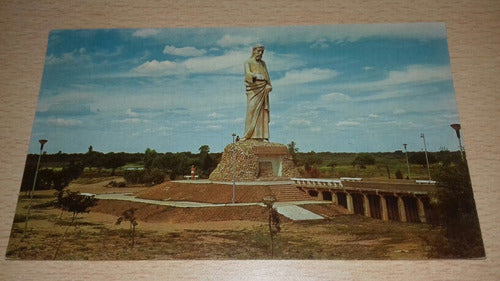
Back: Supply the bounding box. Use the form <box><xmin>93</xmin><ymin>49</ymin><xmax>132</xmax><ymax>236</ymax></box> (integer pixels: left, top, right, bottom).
<box><xmin>28</xmin><ymin>23</ymin><xmax>463</xmax><ymax>154</ymax></box>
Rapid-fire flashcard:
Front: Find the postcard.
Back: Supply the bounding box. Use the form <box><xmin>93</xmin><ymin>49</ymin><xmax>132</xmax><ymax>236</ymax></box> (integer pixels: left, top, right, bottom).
<box><xmin>7</xmin><ymin>23</ymin><xmax>484</xmax><ymax>260</ymax></box>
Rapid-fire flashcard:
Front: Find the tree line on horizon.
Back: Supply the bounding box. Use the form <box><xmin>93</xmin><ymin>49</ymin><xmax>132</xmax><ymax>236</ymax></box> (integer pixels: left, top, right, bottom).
<box><xmin>19</xmin><ymin>145</ymin><xmax>220</xmax><ymax>192</ymax></box>
<box><xmin>20</xmin><ymin>142</ymin><xmax>463</xmax><ymax>192</ymax></box>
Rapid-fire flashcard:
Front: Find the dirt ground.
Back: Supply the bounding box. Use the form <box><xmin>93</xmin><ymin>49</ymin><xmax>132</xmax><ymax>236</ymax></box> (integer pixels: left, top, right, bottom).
<box><xmin>6</xmin><ymin>179</ymin><xmax>439</xmax><ymax>260</ymax></box>
<box><xmin>90</xmin><ymin>200</ymin><xmax>280</xmax><ymax>223</ymax></box>
<box><xmin>135</xmin><ymin>181</ymin><xmax>273</xmax><ymax>203</ymax></box>
<box><xmin>68</xmin><ymin>177</ymin><xmax>149</xmax><ymax>194</ymax></box>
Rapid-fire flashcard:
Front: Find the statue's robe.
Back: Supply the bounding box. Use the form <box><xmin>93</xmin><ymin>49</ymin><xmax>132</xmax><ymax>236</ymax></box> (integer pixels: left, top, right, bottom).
<box><xmin>243</xmin><ymin>58</ymin><xmax>272</xmax><ymax>140</ymax></box>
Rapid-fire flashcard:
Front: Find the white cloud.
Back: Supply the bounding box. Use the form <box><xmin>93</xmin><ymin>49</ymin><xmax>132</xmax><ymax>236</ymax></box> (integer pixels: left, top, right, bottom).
<box><xmin>183</xmin><ymin>50</ymin><xmax>247</xmax><ymax>74</ymax></box>
<box><xmin>126</xmin><ymin>108</ymin><xmax>139</xmax><ymax>117</ymax></box>
<box><xmin>363</xmin><ymin>66</ymin><xmax>374</xmax><ymax>71</ymax></box>
<box><xmin>406</xmin><ymin>121</ymin><xmax>421</xmax><ymax>128</ymax></box>
<box><xmin>45</xmin><ymin>48</ymin><xmax>90</xmax><ymax>66</ymax></box>
<box><xmin>274</xmin><ymin>68</ymin><xmax>338</xmax><ymax>86</ymax></box>
<box><xmin>145</xmin><ymin>126</ymin><xmax>174</xmax><ymax>136</ymax></box>
<box><xmin>336</xmin><ymin>120</ymin><xmax>360</xmax><ymax>127</ymax></box>
<box><xmin>340</xmin><ymin>65</ymin><xmax>453</xmax><ymax>100</ymax></box>
<box><xmin>163</xmin><ymin>45</ymin><xmax>206</xmax><ymax>57</ymax></box>
<box><xmin>217</xmin><ymin>35</ymin><xmax>258</xmax><ymax>47</ymax></box>
<box><xmin>133</xmin><ymin>60</ymin><xmax>183</xmax><ymax>76</ymax></box>
<box><xmin>114</xmin><ymin>118</ymin><xmax>151</xmax><ymax>125</ymax></box>
<box><xmin>310</xmin><ymin>38</ymin><xmax>329</xmax><ymax>49</ymax></box>
<box><xmin>289</xmin><ymin>119</ymin><xmax>312</xmax><ymax>127</ymax></box>
<box><xmin>129</xmin><ymin>48</ymin><xmax>301</xmax><ymax>77</ymax></box>
<box><xmin>131</xmin><ymin>51</ymin><xmax>247</xmax><ymax>76</ymax></box>
<box><xmin>207</xmin><ymin>125</ymin><xmax>222</xmax><ymax>130</ymax></box>
<box><xmin>47</xmin><ymin>118</ymin><xmax>83</xmax><ymax>127</ymax></box>
<box><xmin>132</xmin><ymin>29</ymin><xmax>160</xmax><ymax>37</ymax></box>
<box><xmin>369</xmin><ymin>113</ymin><xmax>379</xmax><ymax>118</ymax></box>
<box><xmin>382</xmin><ymin>65</ymin><xmax>452</xmax><ymax>86</ymax></box>
<box><xmin>38</xmin><ymin>92</ymin><xmax>95</xmax><ymax>110</ymax></box>
<box><xmin>219</xmin><ymin>23</ymin><xmax>446</xmax><ymax>47</ymax></box>
<box><xmin>320</xmin><ymin>92</ymin><xmax>351</xmax><ymax>102</ymax></box>
<box><xmin>393</xmin><ymin>109</ymin><xmax>406</xmax><ymax>115</ymax></box>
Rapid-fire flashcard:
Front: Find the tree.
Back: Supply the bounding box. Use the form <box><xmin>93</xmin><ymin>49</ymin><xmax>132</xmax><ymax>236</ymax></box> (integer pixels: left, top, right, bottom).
<box><xmin>36</xmin><ymin>168</ymin><xmax>54</xmax><ymax>190</ymax></box>
<box><xmin>53</xmin><ymin>191</ymin><xmax>98</xmax><ymax>259</ymax></box>
<box><xmin>123</xmin><ymin>169</ymin><xmax>144</xmax><ymax>184</ymax></box>
<box><xmin>409</xmin><ymin>151</ymin><xmax>437</xmax><ymax>166</ymax></box>
<box><xmin>84</xmin><ymin>146</ymin><xmax>104</xmax><ymax>170</ymax></box>
<box><xmin>263</xmin><ymin>197</ymin><xmax>281</xmax><ymax>258</ymax></box>
<box><xmin>198</xmin><ymin>145</ymin><xmax>215</xmax><ymax>177</ymax></box>
<box><xmin>287</xmin><ymin>141</ymin><xmax>298</xmax><ymax>164</ymax></box>
<box><xmin>143</xmin><ymin>148</ymin><xmax>158</xmax><ymax>171</ymax></box>
<box><xmin>352</xmin><ymin>153</ymin><xmax>375</xmax><ymax>169</ymax></box>
<box><xmin>436</xmin><ymin>149</ymin><xmax>461</xmax><ymax>166</ymax></box>
<box><xmin>395</xmin><ymin>169</ymin><xmax>403</xmax><ymax>179</ymax></box>
<box><xmin>116</xmin><ymin>208</ymin><xmax>138</xmax><ymax>248</ymax></box>
<box><xmin>169</xmin><ymin>153</ymin><xmax>191</xmax><ymax>180</ymax></box>
<box><xmin>20</xmin><ymin>156</ymin><xmax>38</xmax><ymax>192</ymax></box>
<box><xmin>429</xmin><ymin>160</ymin><xmax>485</xmax><ymax>258</ymax></box>
<box><xmin>58</xmin><ymin>191</ymin><xmax>99</xmax><ymax>223</ymax></box>
<box><xmin>199</xmin><ymin>145</ymin><xmax>210</xmax><ymax>155</ymax></box>
<box><xmin>103</xmin><ymin>152</ymin><xmax>127</xmax><ymax>176</ymax></box>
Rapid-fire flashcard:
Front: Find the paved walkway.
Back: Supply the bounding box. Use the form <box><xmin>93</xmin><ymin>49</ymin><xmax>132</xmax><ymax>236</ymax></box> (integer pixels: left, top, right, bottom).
<box><xmin>95</xmin><ymin>193</ymin><xmax>259</xmax><ymax>208</ymax></box>
<box><xmin>274</xmin><ymin>203</ymin><xmax>324</xmax><ymax>220</ymax></box>
<box><xmin>94</xmin><ymin>193</ymin><xmax>326</xmax><ymax>221</ymax></box>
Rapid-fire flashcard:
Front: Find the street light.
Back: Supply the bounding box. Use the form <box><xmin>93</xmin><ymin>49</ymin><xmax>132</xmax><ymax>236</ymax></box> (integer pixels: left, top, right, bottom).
<box><xmin>403</xmin><ymin>143</ymin><xmax>411</xmax><ymax>180</ymax></box>
<box><xmin>23</xmin><ymin>139</ymin><xmax>48</xmax><ymax>240</ymax></box>
<box><xmin>450</xmin><ymin>123</ymin><xmax>464</xmax><ymax>161</ymax></box>
<box><xmin>420</xmin><ymin>133</ymin><xmax>432</xmax><ymax>181</ymax></box>
<box><xmin>232</xmin><ymin>133</ymin><xmax>236</xmax><ymax>204</ymax></box>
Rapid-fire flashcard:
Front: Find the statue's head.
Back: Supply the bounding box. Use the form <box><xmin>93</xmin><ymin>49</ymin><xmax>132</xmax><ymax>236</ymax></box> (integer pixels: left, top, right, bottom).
<box><xmin>252</xmin><ymin>44</ymin><xmax>265</xmax><ymax>61</ymax></box>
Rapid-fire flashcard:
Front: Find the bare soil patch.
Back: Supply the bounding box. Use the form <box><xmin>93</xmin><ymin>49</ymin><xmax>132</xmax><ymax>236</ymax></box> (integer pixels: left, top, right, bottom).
<box><xmin>300</xmin><ymin>203</ymin><xmax>352</xmax><ymax>218</ymax></box>
<box><xmin>67</xmin><ymin>177</ymin><xmax>148</xmax><ymax>194</ymax></box>
<box><xmin>136</xmin><ymin>181</ymin><xmax>273</xmax><ymax>203</ymax></box>
<box><xmin>90</xmin><ymin>199</ymin><xmax>285</xmax><ymax>223</ymax></box>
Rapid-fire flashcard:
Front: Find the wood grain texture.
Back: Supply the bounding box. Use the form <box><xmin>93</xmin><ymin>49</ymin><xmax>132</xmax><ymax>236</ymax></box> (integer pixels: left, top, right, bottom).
<box><xmin>0</xmin><ymin>0</ymin><xmax>498</xmax><ymax>280</ymax></box>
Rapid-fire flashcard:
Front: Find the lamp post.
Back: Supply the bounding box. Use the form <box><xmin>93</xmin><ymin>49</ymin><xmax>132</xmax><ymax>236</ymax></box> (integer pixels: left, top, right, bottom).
<box><xmin>403</xmin><ymin>143</ymin><xmax>411</xmax><ymax>180</ymax></box>
<box><xmin>22</xmin><ymin>139</ymin><xmax>48</xmax><ymax>240</ymax></box>
<box><xmin>450</xmin><ymin>123</ymin><xmax>464</xmax><ymax>161</ymax></box>
<box><xmin>420</xmin><ymin>133</ymin><xmax>431</xmax><ymax>181</ymax></box>
<box><xmin>232</xmin><ymin>133</ymin><xmax>236</xmax><ymax>204</ymax></box>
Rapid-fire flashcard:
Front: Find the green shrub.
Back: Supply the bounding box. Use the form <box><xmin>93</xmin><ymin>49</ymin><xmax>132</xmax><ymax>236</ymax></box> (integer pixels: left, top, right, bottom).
<box><xmin>107</xmin><ymin>181</ymin><xmax>127</xmax><ymax>187</ymax></box>
<box><xmin>395</xmin><ymin>169</ymin><xmax>403</xmax><ymax>179</ymax></box>
<box><xmin>123</xmin><ymin>169</ymin><xmax>166</xmax><ymax>186</ymax></box>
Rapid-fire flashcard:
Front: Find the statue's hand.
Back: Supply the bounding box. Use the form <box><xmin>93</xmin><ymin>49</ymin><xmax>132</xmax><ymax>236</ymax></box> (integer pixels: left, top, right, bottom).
<box><xmin>266</xmin><ymin>84</ymin><xmax>273</xmax><ymax>92</ymax></box>
<box><xmin>254</xmin><ymin>74</ymin><xmax>265</xmax><ymax>80</ymax></box>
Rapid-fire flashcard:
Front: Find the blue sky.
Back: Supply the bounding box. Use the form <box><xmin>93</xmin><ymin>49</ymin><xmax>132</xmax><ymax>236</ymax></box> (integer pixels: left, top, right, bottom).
<box><xmin>28</xmin><ymin>23</ymin><xmax>463</xmax><ymax>154</ymax></box>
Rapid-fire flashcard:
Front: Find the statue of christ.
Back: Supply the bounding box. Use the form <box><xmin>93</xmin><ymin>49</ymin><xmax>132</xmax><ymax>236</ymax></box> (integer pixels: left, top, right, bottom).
<box><xmin>242</xmin><ymin>44</ymin><xmax>273</xmax><ymax>141</ymax></box>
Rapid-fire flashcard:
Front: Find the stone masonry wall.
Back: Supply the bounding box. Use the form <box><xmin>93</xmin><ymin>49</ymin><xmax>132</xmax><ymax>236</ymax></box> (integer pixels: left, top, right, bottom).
<box><xmin>209</xmin><ymin>139</ymin><xmax>300</xmax><ymax>182</ymax></box>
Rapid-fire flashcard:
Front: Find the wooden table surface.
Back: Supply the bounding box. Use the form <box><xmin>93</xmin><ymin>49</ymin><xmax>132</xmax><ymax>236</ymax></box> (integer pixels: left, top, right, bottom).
<box><xmin>0</xmin><ymin>1</ymin><xmax>498</xmax><ymax>280</ymax></box>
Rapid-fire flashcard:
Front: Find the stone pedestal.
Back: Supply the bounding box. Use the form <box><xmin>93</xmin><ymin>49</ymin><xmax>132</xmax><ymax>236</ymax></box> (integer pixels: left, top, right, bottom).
<box><xmin>209</xmin><ymin>139</ymin><xmax>300</xmax><ymax>181</ymax></box>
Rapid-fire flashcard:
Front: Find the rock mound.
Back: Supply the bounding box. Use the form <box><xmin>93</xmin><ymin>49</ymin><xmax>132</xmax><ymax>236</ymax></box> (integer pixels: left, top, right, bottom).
<box><xmin>209</xmin><ymin>139</ymin><xmax>300</xmax><ymax>182</ymax></box>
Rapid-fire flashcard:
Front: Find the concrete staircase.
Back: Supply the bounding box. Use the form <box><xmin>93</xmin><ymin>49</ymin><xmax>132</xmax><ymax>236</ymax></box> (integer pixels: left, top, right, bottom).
<box><xmin>270</xmin><ymin>185</ymin><xmax>316</xmax><ymax>202</ymax></box>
